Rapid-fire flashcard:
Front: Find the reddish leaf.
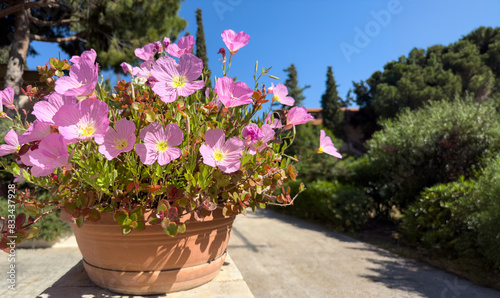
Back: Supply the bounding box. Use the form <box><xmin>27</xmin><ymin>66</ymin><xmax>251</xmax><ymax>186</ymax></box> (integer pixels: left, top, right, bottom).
<box><xmin>147</xmin><ymin>185</ymin><xmax>161</xmax><ymax>193</ymax></box>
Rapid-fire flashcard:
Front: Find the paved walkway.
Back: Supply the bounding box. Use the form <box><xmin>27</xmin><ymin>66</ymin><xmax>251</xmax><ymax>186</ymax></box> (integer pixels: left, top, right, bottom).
<box><xmin>227</xmin><ymin>209</ymin><xmax>500</xmax><ymax>298</ymax></box>
<box><xmin>0</xmin><ymin>209</ymin><xmax>498</xmax><ymax>297</ymax></box>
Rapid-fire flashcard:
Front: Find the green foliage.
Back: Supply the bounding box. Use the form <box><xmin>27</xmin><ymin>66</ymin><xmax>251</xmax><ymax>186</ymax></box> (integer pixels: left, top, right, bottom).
<box><xmin>69</xmin><ymin>0</ymin><xmax>187</xmax><ymax>72</ymax></box>
<box><xmin>195</xmin><ymin>9</ymin><xmax>210</xmax><ymax>77</ymax></box>
<box><xmin>321</xmin><ymin>66</ymin><xmax>345</xmax><ymax>139</ymax></box>
<box><xmin>280</xmin><ymin>180</ymin><xmax>373</xmax><ymax>232</ymax></box>
<box><xmin>469</xmin><ymin>155</ymin><xmax>500</xmax><ymax>267</ymax></box>
<box><xmin>401</xmin><ymin>154</ymin><xmax>500</xmax><ymax>269</ymax></box>
<box><xmin>351</xmin><ymin>26</ymin><xmax>500</xmax><ymax>120</ymax></box>
<box><xmin>400</xmin><ymin>178</ymin><xmax>478</xmax><ymax>258</ymax></box>
<box><xmin>350</xmin><ymin>98</ymin><xmax>500</xmax><ymax>216</ymax></box>
<box><xmin>1</xmin><ymin>1</ymin><xmax>186</xmax><ymax>73</ymax></box>
<box><xmin>282</xmin><ymin>64</ymin><xmax>309</xmax><ymax>107</ymax></box>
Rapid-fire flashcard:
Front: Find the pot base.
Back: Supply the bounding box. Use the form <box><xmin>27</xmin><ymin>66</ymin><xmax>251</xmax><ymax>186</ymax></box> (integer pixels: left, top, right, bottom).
<box><xmin>83</xmin><ymin>251</ymin><xmax>228</xmax><ymax>295</ymax></box>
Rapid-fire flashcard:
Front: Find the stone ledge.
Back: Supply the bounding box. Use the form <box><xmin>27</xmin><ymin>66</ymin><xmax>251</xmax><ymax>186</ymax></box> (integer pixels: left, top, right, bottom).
<box><xmin>38</xmin><ymin>253</ymin><xmax>253</xmax><ymax>298</ymax></box>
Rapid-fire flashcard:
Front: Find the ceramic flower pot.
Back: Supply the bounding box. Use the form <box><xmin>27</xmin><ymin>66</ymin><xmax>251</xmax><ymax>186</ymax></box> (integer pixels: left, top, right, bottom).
<box><xmin>60</xmin><ymin>209</ymin><xmax>235</xmax><ymax>295</ymax></box>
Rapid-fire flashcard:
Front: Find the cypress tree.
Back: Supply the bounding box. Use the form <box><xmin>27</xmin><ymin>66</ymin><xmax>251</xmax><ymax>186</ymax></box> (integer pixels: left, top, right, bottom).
<box><xmin>195</xmin><ymin>8</ymin><xmax>210</xmax><ymax>78</ymax></box>
<box><xmin>283</xmin><ymin>64</ymin><xmax>309</xmax><ymax>107</ymax></box>
<box><xmin>321</xmin><ymin>66</ymin><xmax>344</xmax><ymax>138</ymax></box>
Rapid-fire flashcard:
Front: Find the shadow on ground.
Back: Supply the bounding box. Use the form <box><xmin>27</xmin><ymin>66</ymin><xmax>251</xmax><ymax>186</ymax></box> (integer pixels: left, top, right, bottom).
<box><xmin>228</xmin><ymin>209</ymin><xmax>500</xmax><ymax>298</ymax></box>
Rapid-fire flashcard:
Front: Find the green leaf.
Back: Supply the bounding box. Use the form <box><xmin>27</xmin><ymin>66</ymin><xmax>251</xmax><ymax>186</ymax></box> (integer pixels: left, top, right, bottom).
<box><xmin>113</xmin><ymin>211</ymin><xmax>129</xmax><ymax>225</ymax></box>
<box><xmin>161</xmin><ymin>217</ymin><xmax>170</xmax><ymax>229</ymax></box>
<box><xmin>11</xmin><ymin>162</ymin><xmax>20</xmax><ymax>175</ymax></box>
<box><xmin>122</xmin><ymin>226</ymin><xmax>132</xmax><ymax>235</ymax></box>
<box><xmin>24</xmin><ymin>227</ymin><xmax>39</xmax><ymax>240</ymax></box>
<box><xmin>135</xmin><ymin>221</ymin><xmax>146</xmax><ymax>231</ymax></box>
<box><xmin>87</xmin><ymin>210</ymin><xmax>101</xmax><ymax>222</ymax></box>
<box><xmin>165</xmin><ymin>223</ymin><xmax>178</xmax><ymax>237</ymax></box>
<box><xmin>76</xmin><ymin>216</ymin><xmax>84</xmax><ymax>228</ymax></box>
<box><xmin>177</xmin><ymin>223</ymin><xmax>186</xmax><ymax>234</ymax></box>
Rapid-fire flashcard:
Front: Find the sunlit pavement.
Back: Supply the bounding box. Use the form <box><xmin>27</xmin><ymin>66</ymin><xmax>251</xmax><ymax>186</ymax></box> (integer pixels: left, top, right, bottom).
<box><xmin>228</xmin><ymin>209</ymin><xmax>500</xmax><ymax>298</ymax></box>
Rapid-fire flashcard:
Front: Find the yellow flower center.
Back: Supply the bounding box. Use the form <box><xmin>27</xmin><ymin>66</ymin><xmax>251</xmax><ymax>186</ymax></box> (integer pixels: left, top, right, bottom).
<box><xmin>272</xmin><ymin>95</ymin><xmax>280</xmax><ymax>102</ymax></box>
<box><xmin>78</xmin><ymin>122</ymin><xmax>96</xmax><ymax>137</ymax></box>
<box><xmin>254</xmin><ymin>140</ymin><xmax>264</xmax><ymax>148</ymax></box>
<box><xmin>16</xmin><ymin>145</ymin><xmax>21</xmax><ymax>152</ymax></box>
<box><xmin>318</xmin><ymin>147</ymin><xmax>324</xmax><ymax>153</ymax></box>
<box><xmin>213</xmin><ymin>149</ymin><xmax>227</xmax><ymax>162</ymax></box>
<box><xmin>115</xmin><ymin>139</ymin><xmax>128</xmax><ymax>150</ymax></box>
<box><xmin>172</xmin><ymin>76</ymin><xmax>187</xmax><ymax>88</ymax></box>
<box><xmin>155</xmin><ymin>140</ymin><xmax>169</xmax><ymax>152</ymax></box>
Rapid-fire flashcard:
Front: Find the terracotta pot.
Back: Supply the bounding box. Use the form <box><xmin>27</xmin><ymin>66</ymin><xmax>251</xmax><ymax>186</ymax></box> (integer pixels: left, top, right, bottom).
<box><xmin>61</xmin><ymin>209</ymin><xmax>235</xmax><ymax>295</ymax></box>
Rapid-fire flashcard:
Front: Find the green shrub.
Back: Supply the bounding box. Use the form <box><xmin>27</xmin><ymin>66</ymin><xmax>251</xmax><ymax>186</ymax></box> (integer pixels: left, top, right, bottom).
<box><xmin>469</xmin><ymin>156</ymin><xmax>500</xmax><ymax>268</ymax></box>
<box><xmin>354</xmin><ymin>98</ymin><xmax>500</xmax><ymax>215</ymax></box>
<box><xmin>400</xmin><ymin>177</ymin><xmax>480</xmax><ymax>258</ymax></box>
<box><xmin>280</xmin><ymin>180</ymin><xmax>373</xmax><ymax>232</ymax></box>
<box><xmin>401</xmin><ymin>155</ymin><xmax>500</xmax><ymax>269</ymax></box>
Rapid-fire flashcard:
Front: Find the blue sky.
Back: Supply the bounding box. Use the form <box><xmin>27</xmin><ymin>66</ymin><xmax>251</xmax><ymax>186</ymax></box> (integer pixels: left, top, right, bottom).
<box><xmin>27</xmin><ymin>0</ymin><xmax>500</xmax><ymax>108</ymax></box>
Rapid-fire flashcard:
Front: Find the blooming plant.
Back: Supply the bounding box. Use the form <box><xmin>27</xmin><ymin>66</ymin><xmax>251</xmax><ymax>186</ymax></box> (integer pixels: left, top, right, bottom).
<box><xmin>0</xmin><ymin>30</ymin><xmax>341</xmax><ymax>249</ymax></box>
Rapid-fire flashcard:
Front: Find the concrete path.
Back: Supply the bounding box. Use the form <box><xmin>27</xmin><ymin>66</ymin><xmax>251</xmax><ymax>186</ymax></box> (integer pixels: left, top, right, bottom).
<box><xmin>228</xmin><ymin>209</ymin><xmax>500</xmax><ymax>298</ymax></box>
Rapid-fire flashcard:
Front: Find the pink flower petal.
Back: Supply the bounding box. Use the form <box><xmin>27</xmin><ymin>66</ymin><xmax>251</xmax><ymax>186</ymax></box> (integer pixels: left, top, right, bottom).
<box><xmin>204</xmin><ymin>129</ymin><xmax>225</xmax><ymax>148</ymax></box>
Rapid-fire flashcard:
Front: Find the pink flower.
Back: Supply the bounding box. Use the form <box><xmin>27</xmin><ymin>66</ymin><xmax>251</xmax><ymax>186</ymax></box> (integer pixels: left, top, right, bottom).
<box><xmin>97</xmin><ymin>119</ymin><xmax>136</xmax><ymax>160</ymax></box>
<box><xmin>284</xmin><ymin>106</ymin><xmax>314</xmax><ymax>130</ymax></box>
<box><xmin>199</xmin><ymin>129</ymin><xmax>245</xmax><ymax>173</ymax></box>
<box><xmin>265</xmin><ymin>114</ymin><xmax>282</xmax><ymax>129</ymax></box>
<box><xmin>269</xmin><ymin>83</ymin><xmax>294</xmax><ymax>106</ymax></box>
<box><xmin>135</xmin><ymin>43</ymin><xmax>157</xmax><ymax>62</ymax></box>
<box><xmin>242</xmin><ymin>123</ymin><xmax>275</xmax><ymax>155</ymax></box>
<box><xmin>0</xmin><ymin>129</ymin><xmax>20</xmax><ymax>156</ymax></box>
<box><xmin>0</xmin><ymin>86</ymin><xmax>15</xmax><ymax>110</ymax></box>
<box><xmin>166</xmin><ymin>35</ymin><xmax>195</xmax><ymax>58</ymax></box>
<box><xmin>214</xmin><ymin>77</ymin><xmax>253</xmax><ymax>108</ymax></box>
<box><xmin>18</xmin><ymin>120</ymin><xmax>51</xmax><ymax>144</ymax></box>
<box><xmin>318</xmin><ymin>130</ymin><xmax>342</xmax><ymax>159</ymax></box>
<box><xmin>120</xmin><ymin>62</ymin><xmax>133</xmax><ymax>74</ymax></box>
<box><xmin>154</xmin><ymin>41</ymin><xmax>163</xmax><ymax>53</ymax></box>
<box><xmin>33</xmin><ymin>92</ymin><xmax>77</xmax><ymax>124</ymax></box>
<box><xmin>221</xmin><ymin>30</ymin><xmax>250</xmax><ymax>56</ymax></box>
<box><xmin>21</xmin><ymin>133</ymin><xmax>69</xmax><ymax>177</ymax></box>
<box><xmin>162</xmin><ymin>37</ymin><xmax>171</xmax><ymax>49</ymax></box>
<box><xmin>70</xmin><ymin>49</ymin><xmax>97</xmax><ymax>64</ymax></box>
<box><xmin>150</xmin><ymin>54</ymin><xmax>205</xmax><ymax>103</ymax></box>
<box><xmin>135</xmin><ymin>122</ymin><xmax>183</xmax><ymax>165</ymax></box>
<box><xmin>217</xmin><ymin>48</ymin><xmax>226</xmax><ymax>63</ymax></box>
<box><xmin>55</xmin><ymin>60</ymin><xmax>98</xmax><ymax>98</ymax></box>
<box><xmin>120</xmin><ymin>62</ymin><xmax>143</xmax><ymax>76</ymax></box>
<box><xmin>53</xmin><ymin>99</ymin><xmax>109</xmax><ymax>142</ymax></box>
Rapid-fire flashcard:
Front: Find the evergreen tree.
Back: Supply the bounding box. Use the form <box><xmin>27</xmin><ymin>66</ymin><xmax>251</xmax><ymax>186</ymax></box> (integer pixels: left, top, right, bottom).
<box><xmin>351</xmin><ymin>26</ymin><xmax>500</xmax><ymax>120</ymax></box>
<box><xmin>0</xmin><ymin>0</ymin><xmax>186</xmax><ymax>98</ymax></box>
<box><xmin>321</xmin><ymin>66</ymin><xmax>344</xmax><ymax>139</ymax></box>
<box><xmin>283</xmin><ymin>64</ymin><xmax>310</xmax><ymax>107</ymax></box>
<box><xmin>195</xmin><ymin>8</ymin><xmax>210</xmax><ymax>77</ymax></box>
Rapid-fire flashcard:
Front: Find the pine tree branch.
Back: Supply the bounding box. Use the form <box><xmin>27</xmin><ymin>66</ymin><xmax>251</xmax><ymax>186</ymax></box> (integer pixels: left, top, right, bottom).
<box><xmin>0</xmin><ymin>0</ymin><xmax>59</xmax><ymax>19</ymax></box>
<box><xmin>28</xmin><ymin>14</ymin><xmax>78</xmax><ymax>27</ymax></box>
<box><xmin>30</xmin><ymin>34</ymin><xmax>86</xmax><ymax>43</ymax></box>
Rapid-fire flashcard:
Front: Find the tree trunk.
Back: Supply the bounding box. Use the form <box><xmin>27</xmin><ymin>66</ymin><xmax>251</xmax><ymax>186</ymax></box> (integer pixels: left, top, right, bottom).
<box><xmin>4</xmin><ymin>0</ymin><xmax>30</xmax><ymax>109</ymax></box>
